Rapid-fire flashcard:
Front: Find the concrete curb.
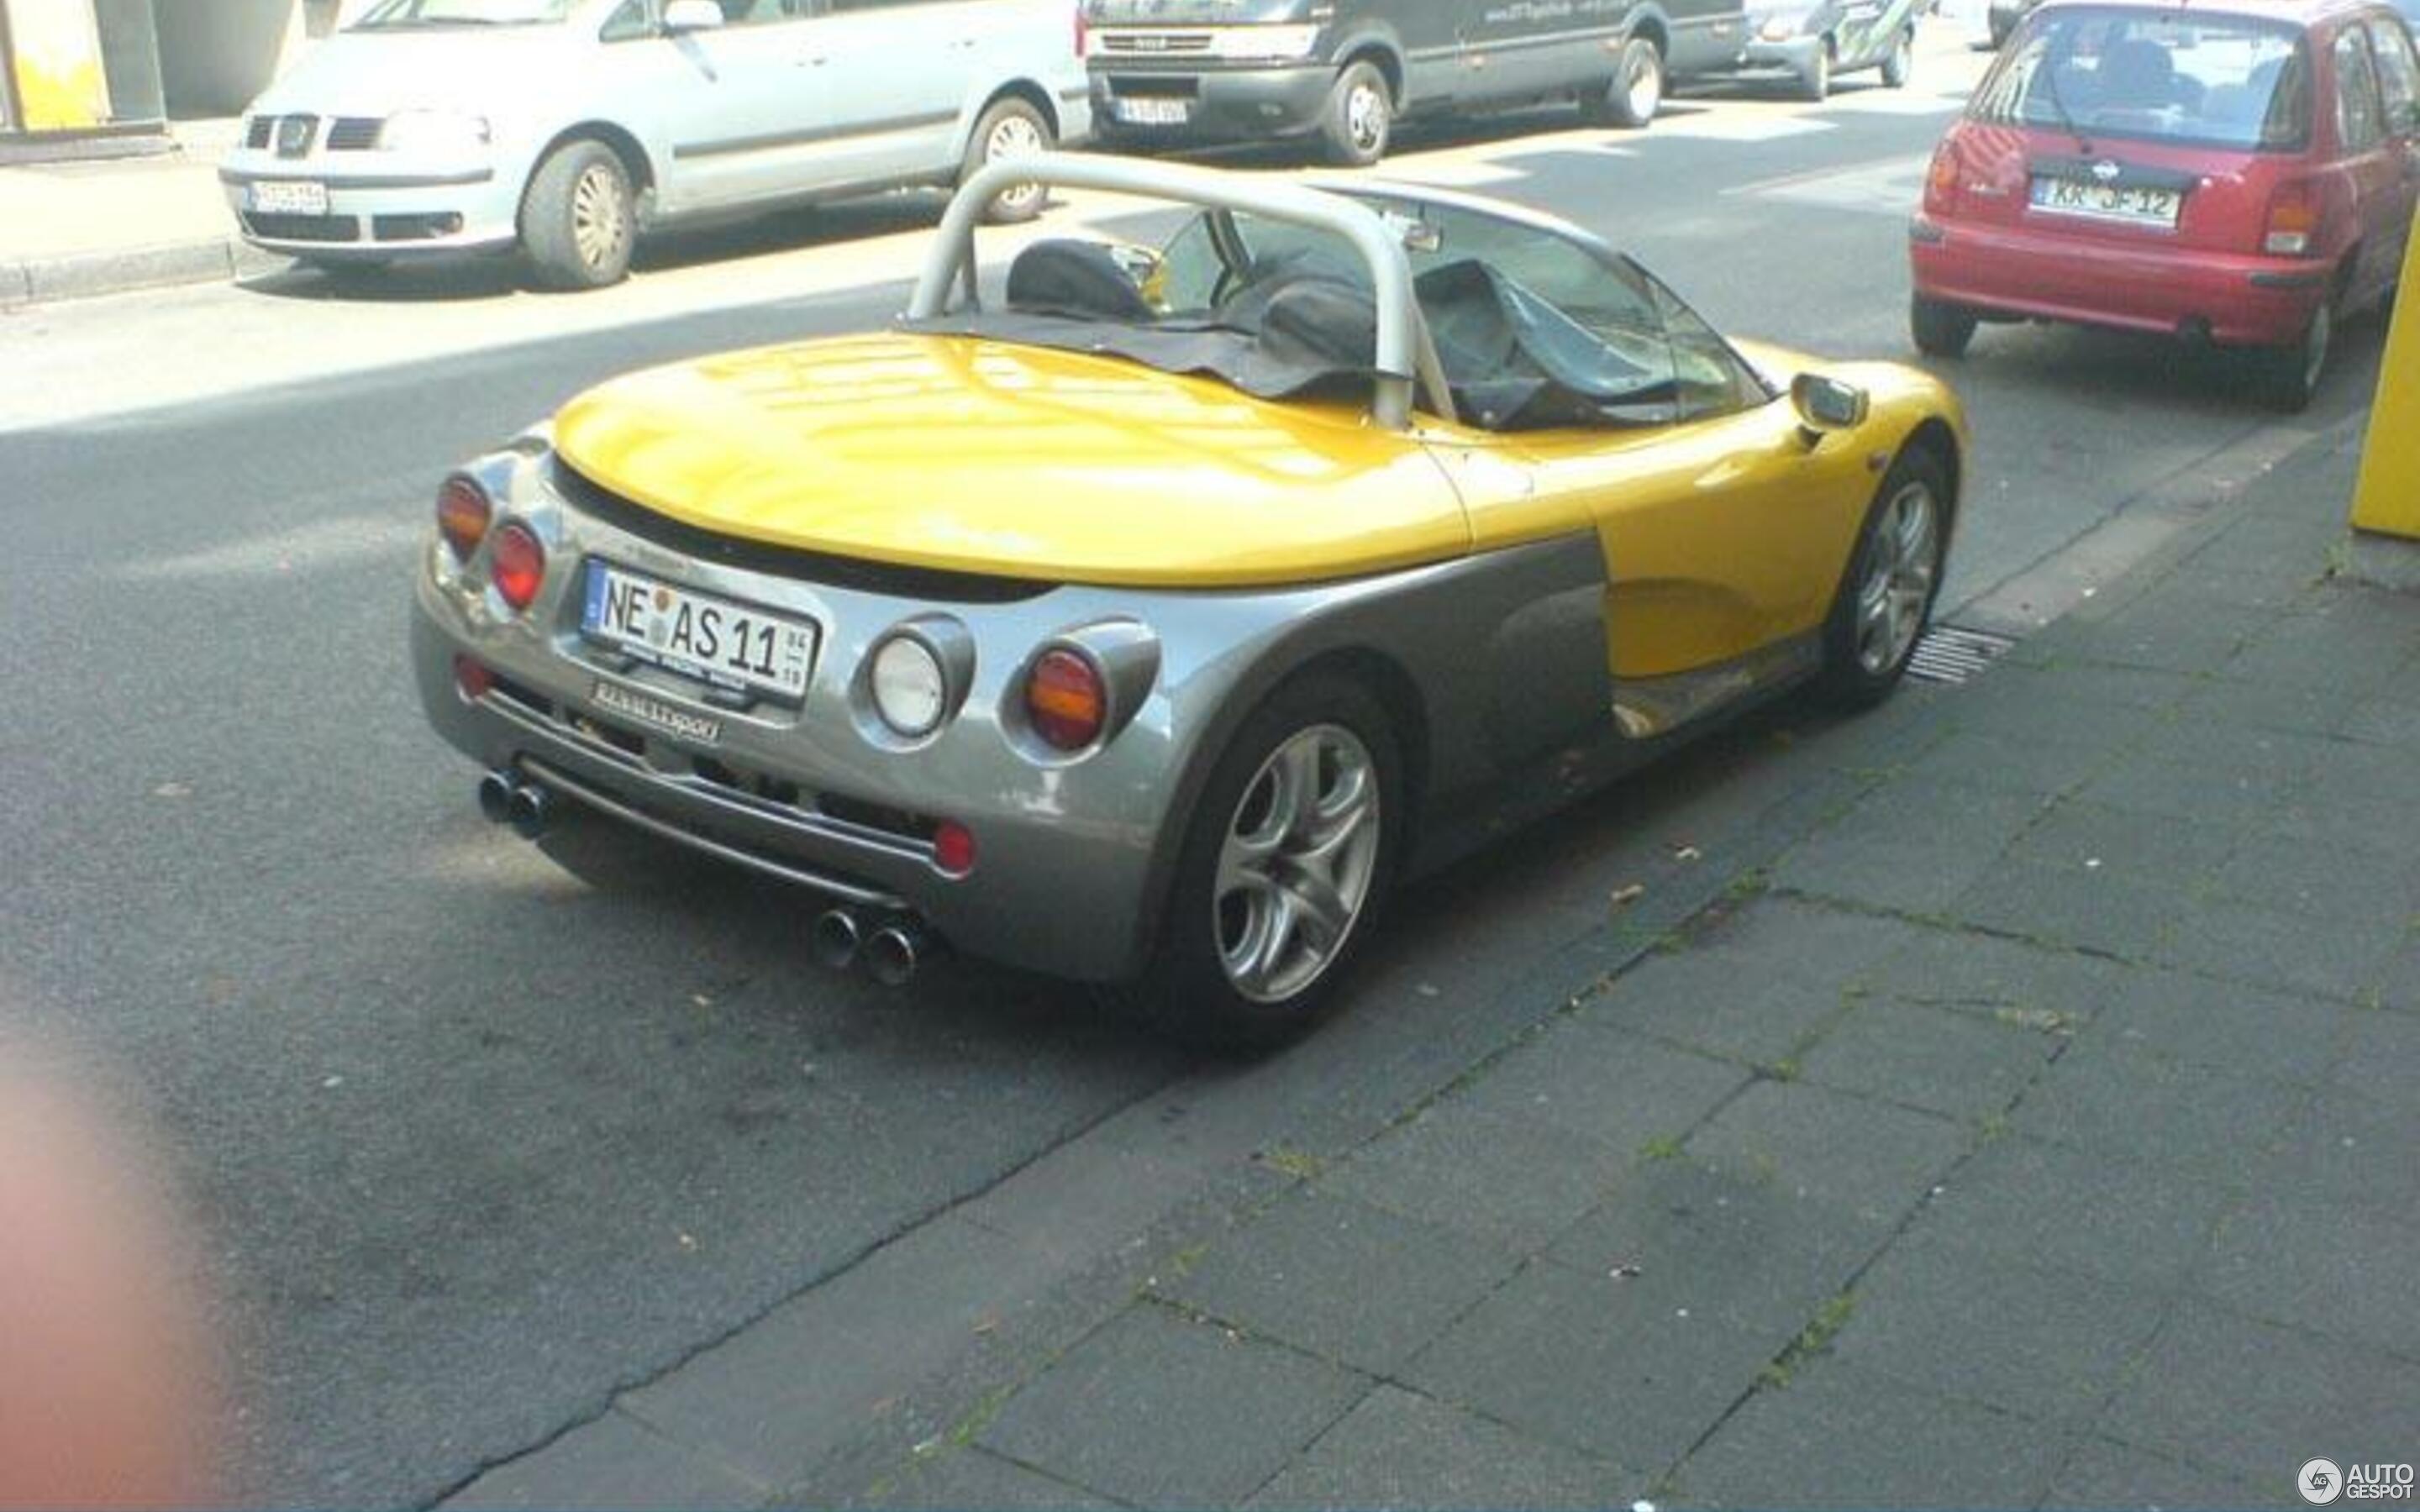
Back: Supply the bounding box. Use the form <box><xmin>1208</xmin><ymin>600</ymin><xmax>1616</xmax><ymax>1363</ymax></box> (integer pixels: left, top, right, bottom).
<box><xmin>1</xmin><ymin>237</ymin><xmax>286</xmax><ymax>308</ymax></box>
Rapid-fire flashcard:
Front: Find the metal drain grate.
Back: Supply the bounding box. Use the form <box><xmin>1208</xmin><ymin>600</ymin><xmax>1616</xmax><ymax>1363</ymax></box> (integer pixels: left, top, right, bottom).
<box><xmin>1907</xmin><ymin>624</ymin><xmax>2018</xmax><ymax>685</ymax></box>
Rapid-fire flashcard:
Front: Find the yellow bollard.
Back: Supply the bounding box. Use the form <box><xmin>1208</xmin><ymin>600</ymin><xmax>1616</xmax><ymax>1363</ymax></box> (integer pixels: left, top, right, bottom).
<box><xmin>2351</xmin><ymin>221</ymin><xmax>2420</xmax><ymax>540</ymax></box>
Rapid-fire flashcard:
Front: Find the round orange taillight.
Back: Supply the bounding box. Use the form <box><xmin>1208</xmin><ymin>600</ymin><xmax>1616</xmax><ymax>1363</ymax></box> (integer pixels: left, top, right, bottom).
<box><xmin>437</xmin><ymin>475</ymin><xmax>492</xmax><ymax>562</ymax></box>
<box><xmin>1025</xmin><ymin>648</ymin><xmax>1106</xmax><ymax>751</ymax></box>
<box><xmin>489</xmin><ymin>522</ymin><xmax>545</xmax><ymax>612</ymax></box>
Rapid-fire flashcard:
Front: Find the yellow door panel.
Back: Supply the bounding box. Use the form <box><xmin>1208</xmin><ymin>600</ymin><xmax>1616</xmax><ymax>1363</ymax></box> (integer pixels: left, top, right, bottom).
<box><xmin>1422</xmin><ymin>396</ymin><xmax>1879</xmax><ymax>679</ymax></box>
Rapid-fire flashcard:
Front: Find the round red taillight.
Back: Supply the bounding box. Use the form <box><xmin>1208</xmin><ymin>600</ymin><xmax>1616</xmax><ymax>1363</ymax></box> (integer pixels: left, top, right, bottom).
<box><xmin>452</xmin><ymin>654</ymin><xmax>494</xmax><ymax>701</ymax></box>
<box><xmin>489</xmin><ymin>522</ymin><xmax>545</xmax><ymax>612</ymax></box>
<box><xmin>437</xmin><ymin>475</ymin><xmax>492</xmax><ymax>562</ymax></box>
<box><xmin>1025</xmin><ymin>648</ymin><xmax>1106</xmax><ymax>751</ymax></box>
<box><xmin>933</xmin><ymin>820</ymin><xmax>977</xmax><ymax>878</ymax></box>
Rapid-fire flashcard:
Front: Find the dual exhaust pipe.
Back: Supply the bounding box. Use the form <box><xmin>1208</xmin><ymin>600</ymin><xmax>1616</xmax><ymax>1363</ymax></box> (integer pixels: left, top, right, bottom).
<box><xmin>811</xmin><ymin>906</ymin><xmax>935</xmax><ymax>988</ymax></box>
<box><xmin>477</xmin><ymin>769</ymin><xmax>936</xmax><ymax>986</ymax></box>
<box><xmin>477</xmin><ymin>769</ymin><xmax>553</xmax><ymax>840</ymax></box>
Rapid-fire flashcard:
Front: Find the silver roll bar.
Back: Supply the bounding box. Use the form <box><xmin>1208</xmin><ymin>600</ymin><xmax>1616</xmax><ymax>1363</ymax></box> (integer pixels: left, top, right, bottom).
<box><xmin>909</xmin><ymin>153</ymin><xmax>1451</xmax><ymax>431</ymax></box>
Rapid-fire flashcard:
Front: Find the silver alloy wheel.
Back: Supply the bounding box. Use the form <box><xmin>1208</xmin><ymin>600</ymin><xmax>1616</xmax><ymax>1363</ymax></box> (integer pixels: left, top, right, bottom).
<box><xmin>571</xmin><ymin>161</ymin><xmax>629</xmax><ymax>275</ymax></box>
<box><xmin>985</xmin><ymin>111</ymin><xmax>1047</xmax><ymax>215</ymax></box>
<box><xmin>1344</xmin><ymin>77</ymin><xmax>1387</xmax><ymax>156</ymax></box>
<box><xmin>1623</xmin><ymin>45</ymin><xmax>1663</xmax><ymax>119</ymax></box>
<box><xmin>1213</xmin><ymin>722</ymin><xmax>1382</xmax><ymax>1005</ymax></box>
<box><xmin>1854</xmin><ymin>479</ymin><xmax>1941</xmax><ymax>675</ymax></box>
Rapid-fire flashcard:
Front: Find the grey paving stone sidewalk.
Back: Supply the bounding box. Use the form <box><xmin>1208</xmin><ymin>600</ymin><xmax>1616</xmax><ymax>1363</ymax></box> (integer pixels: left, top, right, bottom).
<box><xmin>831</xmin><ymin>423</ymin><xmax>2420</xmax><ymax>1509</ymax></box>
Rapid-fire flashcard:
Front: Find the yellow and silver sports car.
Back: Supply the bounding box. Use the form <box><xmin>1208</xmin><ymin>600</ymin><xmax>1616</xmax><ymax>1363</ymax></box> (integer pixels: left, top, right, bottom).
<box><xmin>412</xmin><ymin>155</ymin><xmax>1966</xmax><ymax>1050</ymax></box>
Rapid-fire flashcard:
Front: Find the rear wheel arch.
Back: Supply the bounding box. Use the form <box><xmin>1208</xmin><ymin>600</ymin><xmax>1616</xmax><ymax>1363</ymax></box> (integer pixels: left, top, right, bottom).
<box><xmin>1137</xmin><ymin>644</ymin><xmax>1431</xmax><ymax>969</ymax></box>
<box><xmin>968</xmin><ymin>81</ymin><xmax>1060</xmax><ymax>150</ymax></box>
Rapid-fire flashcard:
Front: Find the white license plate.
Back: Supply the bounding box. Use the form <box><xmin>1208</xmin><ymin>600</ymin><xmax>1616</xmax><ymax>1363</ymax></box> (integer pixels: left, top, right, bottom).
<box><xmin>248</xmin><ymin>180</ymin><xmax>329</xmax><ymax>216</ymax></box>
<box><xmin>2029</xmin><ymin>176</ymin><xmax>2181</xmax><ymax>227</ymax></box>
<box><xmin>580</xmin><ymin>561</ymin><xmax>817</xmax><ymax>704</ymax></box>
<box><xmin>1114</xmin><ymin>97</ymin><xmax>1191</xmax><ymax>125</ymax></box>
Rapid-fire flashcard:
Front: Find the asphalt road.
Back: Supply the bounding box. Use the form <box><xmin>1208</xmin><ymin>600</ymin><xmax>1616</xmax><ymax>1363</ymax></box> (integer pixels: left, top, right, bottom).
<box><xmin>0</xmin><ymin>34</ymin><xmax>2389</xmax><ymax>1506</ymax></box>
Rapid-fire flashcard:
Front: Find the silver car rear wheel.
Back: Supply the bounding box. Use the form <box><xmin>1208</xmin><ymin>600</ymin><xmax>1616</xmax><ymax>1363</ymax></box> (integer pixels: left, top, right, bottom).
<box><xmin>1213</xmin><ymin>723</ymin><xmax>1383</xmax><ymax>1005</ymax></box>
<box><xmin>1139</xmin><ymin>675</ymin><xmax>1399</xmax><ymax>1052</ymax></box>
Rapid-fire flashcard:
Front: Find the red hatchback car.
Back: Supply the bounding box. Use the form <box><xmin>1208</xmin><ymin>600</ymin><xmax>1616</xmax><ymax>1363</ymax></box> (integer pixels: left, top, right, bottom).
<box><xmin>1909</xmin><ymin>0</ymin><xmax>2420</xmax><ymax>409</ymax></box>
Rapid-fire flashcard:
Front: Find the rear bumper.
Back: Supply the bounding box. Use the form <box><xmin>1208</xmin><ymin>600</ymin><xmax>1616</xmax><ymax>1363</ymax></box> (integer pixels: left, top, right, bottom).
<box><xmin>1908</xmin><ymin>212</ymin><xmax>2327</xmax><ymax>346</ymax></box>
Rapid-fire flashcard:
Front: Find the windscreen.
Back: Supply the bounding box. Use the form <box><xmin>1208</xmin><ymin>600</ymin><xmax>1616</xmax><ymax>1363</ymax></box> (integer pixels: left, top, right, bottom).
<box><xmin>1971</xmin><ymin>7</ymin><xmax>2312</xmax><ymax>149</ymax></box>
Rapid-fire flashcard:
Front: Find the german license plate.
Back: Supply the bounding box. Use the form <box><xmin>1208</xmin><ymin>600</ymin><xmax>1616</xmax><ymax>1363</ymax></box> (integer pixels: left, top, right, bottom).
<box><xmin>580</xmin><ymin>560</ymin><xmax>816</xmax><ymax>703</ymax></box>
<box><xmin>2029</xmin><ymin>176</ymin><xmax>2181</xmax><ymax>227</ymax></box>
<box><xmin>1114</xmin><ymin>97</ymin><xmax>1190</xmax><ymax>125</ymax></box>
<box><xmin>249</xmin><ymin>180</ymin><xmax>329</xmax><ymax>216</ymax></box>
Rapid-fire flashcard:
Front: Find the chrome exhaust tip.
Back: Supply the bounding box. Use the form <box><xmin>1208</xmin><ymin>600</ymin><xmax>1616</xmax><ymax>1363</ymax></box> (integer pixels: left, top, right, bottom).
<box><xmin>809</xmin><ymin>908</ymin><xmax>865</xmax><ymax>972</ymax></box>
<box><xmin>477</xmin><ymin>769</ymin><xmax>518</xmax><ymax>825</ymax></box>
<box><xmin>863</xmin><ymin>921</ymin><xmax>930</xmax><ymax>989</ymax></box>
<box><xmin>505</xmin><ymin>781</ymin><xmax>551</xmax><ymax>840</ymax></box>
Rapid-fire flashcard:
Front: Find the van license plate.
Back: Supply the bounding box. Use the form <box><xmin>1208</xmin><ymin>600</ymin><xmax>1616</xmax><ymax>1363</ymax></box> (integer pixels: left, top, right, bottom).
<box><xmin>1115</xmin><ymin>97</ymin><xmax>1191</xmax><ymax>125</ymax></box>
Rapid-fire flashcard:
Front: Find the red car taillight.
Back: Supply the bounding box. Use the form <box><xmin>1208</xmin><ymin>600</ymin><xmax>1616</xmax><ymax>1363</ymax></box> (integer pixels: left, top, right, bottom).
<box><xmin>1026</xmin><ymin>648</ymin><xmax>1106</xmax><ymax>750</ymax></box>
<box><xmin>437</xmin><ymin>474</ymin><xmax>492</xmax><ymax>562</ymax></box>
<box><xmin>1924</xmin><ymin>138</ymin><xmax>1963</xmax><ymax>214</ymax></box>
<box><xmin>489</xmin><ymin>522</ymin><xmax>545</xmax><ymax>612</ymax></box>
<box><xmin>2264</xmin><ymin>179</ymin><xmax>2319</xmax><ymax>255</ymax></box>
<box><xmin>933</xmin><ymin>819</ymin><xmax>977</xmax><ymax>878</ymax></box>
<box><xmin>1072</xmin><ymin>2</ymin><xmax>1087</xmax><ymax>57</ymax></box>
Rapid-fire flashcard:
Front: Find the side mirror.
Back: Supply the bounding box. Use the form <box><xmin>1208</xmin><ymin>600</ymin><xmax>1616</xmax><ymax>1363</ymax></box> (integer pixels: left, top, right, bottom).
<box><xmin>1791</xmin><ymin>372</ymin><xmax>1870</xmax><ymax>434</ymax></box>
<box><xmin>663</xmin><ymin>0</ymin><xmax>724</xmax><ymax>33</ymax></box>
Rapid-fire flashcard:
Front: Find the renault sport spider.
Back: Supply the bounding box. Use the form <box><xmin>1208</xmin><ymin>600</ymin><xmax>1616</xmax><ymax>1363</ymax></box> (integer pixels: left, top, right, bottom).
<box><xmin>413</xmin><ymin>155</ymin><xmax>1966</xmax><ymax>1049</ymax></box>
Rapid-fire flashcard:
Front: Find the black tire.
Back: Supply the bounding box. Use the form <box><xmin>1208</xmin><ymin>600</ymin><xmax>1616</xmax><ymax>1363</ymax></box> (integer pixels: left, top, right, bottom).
<box><xmin>1591</xmin><ymin>36</ymin><xmax>1665</xmax><ymax>128</ymax></box>
<box><xmin>1797</xmin><ymin>42</ymin><xmax>1833</xmax><ymax>101</ymax></box>
<box><xmin>2258</xmin><ymin>300</ymin><xmax>2331</xmax><ymax>413</ymax></box>
<box><xmin>1816</xmin><ymin>448</ymin><xmax>1951</xmax><ymax>709</ymax></box>
<box><xmin>1881</xmin><ymin>28</ymin><xmax>1913</xmax><ymax>86</ymax></box>
<box><xmin>1318</xmin><ymin>60</ymin><xmax>1392</xmax><ymax>166</ymax></box>
<box><xmin>1910</xmin><ymin>294</ymin><xmax>1978</xmax><ymax>358</ymax></box>
<box><xmin>1137</xmin><ymin>674</ymin><xmax>1401</xmax><ymax>1053</ymax></box>
<box><xmin>519</xmin><ymin>139</ymin><xmax>634</xmax><ymax>291</ymax></box>
<box><xmin>962</xmin><ymin>97</ymin><xmax>1054</xmax><ymax>225</ymax></box>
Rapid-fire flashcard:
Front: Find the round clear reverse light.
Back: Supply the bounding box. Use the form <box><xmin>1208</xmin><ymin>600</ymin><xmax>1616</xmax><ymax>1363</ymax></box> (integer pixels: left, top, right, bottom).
<box><xmin>870</xmin><ymin>635</ymin><xmax>947</xmax><ymax>738</ymax></box>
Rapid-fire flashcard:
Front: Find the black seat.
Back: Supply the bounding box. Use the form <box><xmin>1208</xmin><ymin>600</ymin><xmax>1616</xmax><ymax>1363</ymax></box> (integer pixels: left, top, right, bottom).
<box><xmin>1003</xmin><ymin>239</ymin><xmax>1156</xmax><ymax>323</ymax></box>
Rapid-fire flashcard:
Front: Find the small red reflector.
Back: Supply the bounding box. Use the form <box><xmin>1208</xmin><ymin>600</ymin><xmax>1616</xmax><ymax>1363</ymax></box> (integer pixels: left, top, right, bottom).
<box><xmin>453</xmin><ymin>654</ymin><xmax>494</xmax><ymax>700</ymax></box>
<box><xmin>490</xmin><ymin>522</ymin><xmax>545</xmax><ymax>612</ymax></box>
<box><xmin>1026</xmin><ymin>648</ymin><xmax>1106</xmax><ymax>751</ymax></box>
<box><xmin>438</xmin><ymin>475</ymin><xmax>492</xmax><ymax>561</ymax></box>
<box><xmin>933</xmin><ymin>820</ymin><xmax>977</xmax><ymax>877</ymax></box>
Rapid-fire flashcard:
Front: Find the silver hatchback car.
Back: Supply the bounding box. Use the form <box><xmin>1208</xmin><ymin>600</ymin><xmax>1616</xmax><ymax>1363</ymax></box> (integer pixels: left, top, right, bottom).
<box><xmin>220</xmin><ymin>0</ymin><xmax>1092</xmax><ymax>288</ymax></box>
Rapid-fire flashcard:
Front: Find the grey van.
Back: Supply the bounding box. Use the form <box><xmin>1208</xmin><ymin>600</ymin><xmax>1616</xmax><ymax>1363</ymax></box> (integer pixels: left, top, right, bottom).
<box><xmin>1082</xmin><ymin>0</ymin><xmax>1746</xmax><ymax>164</ymax></box>
<box><xmin>222</xmin><ymin>0</ymin><xmax>1092</xmax><ymax>289</ymax></box>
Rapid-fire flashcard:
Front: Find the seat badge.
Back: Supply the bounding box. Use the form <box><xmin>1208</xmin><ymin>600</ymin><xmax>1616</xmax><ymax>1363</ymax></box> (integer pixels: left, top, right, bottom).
<box><xmin>592</xmin><ymin>680</ymin><xmax>722</xmax><ymax>746</ymax></box>
<box><xmin>2091</xmin><ymin>160</ymin><xmax>2122</xmax><ymax>181</ymax></box>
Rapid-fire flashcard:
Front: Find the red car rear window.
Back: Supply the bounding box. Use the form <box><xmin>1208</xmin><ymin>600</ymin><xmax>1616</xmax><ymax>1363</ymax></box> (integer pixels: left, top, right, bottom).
<box><xmin>1971</xmin><ymin>8</ymin><xmax>2314</xmax><ymax>150</ymax></box>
